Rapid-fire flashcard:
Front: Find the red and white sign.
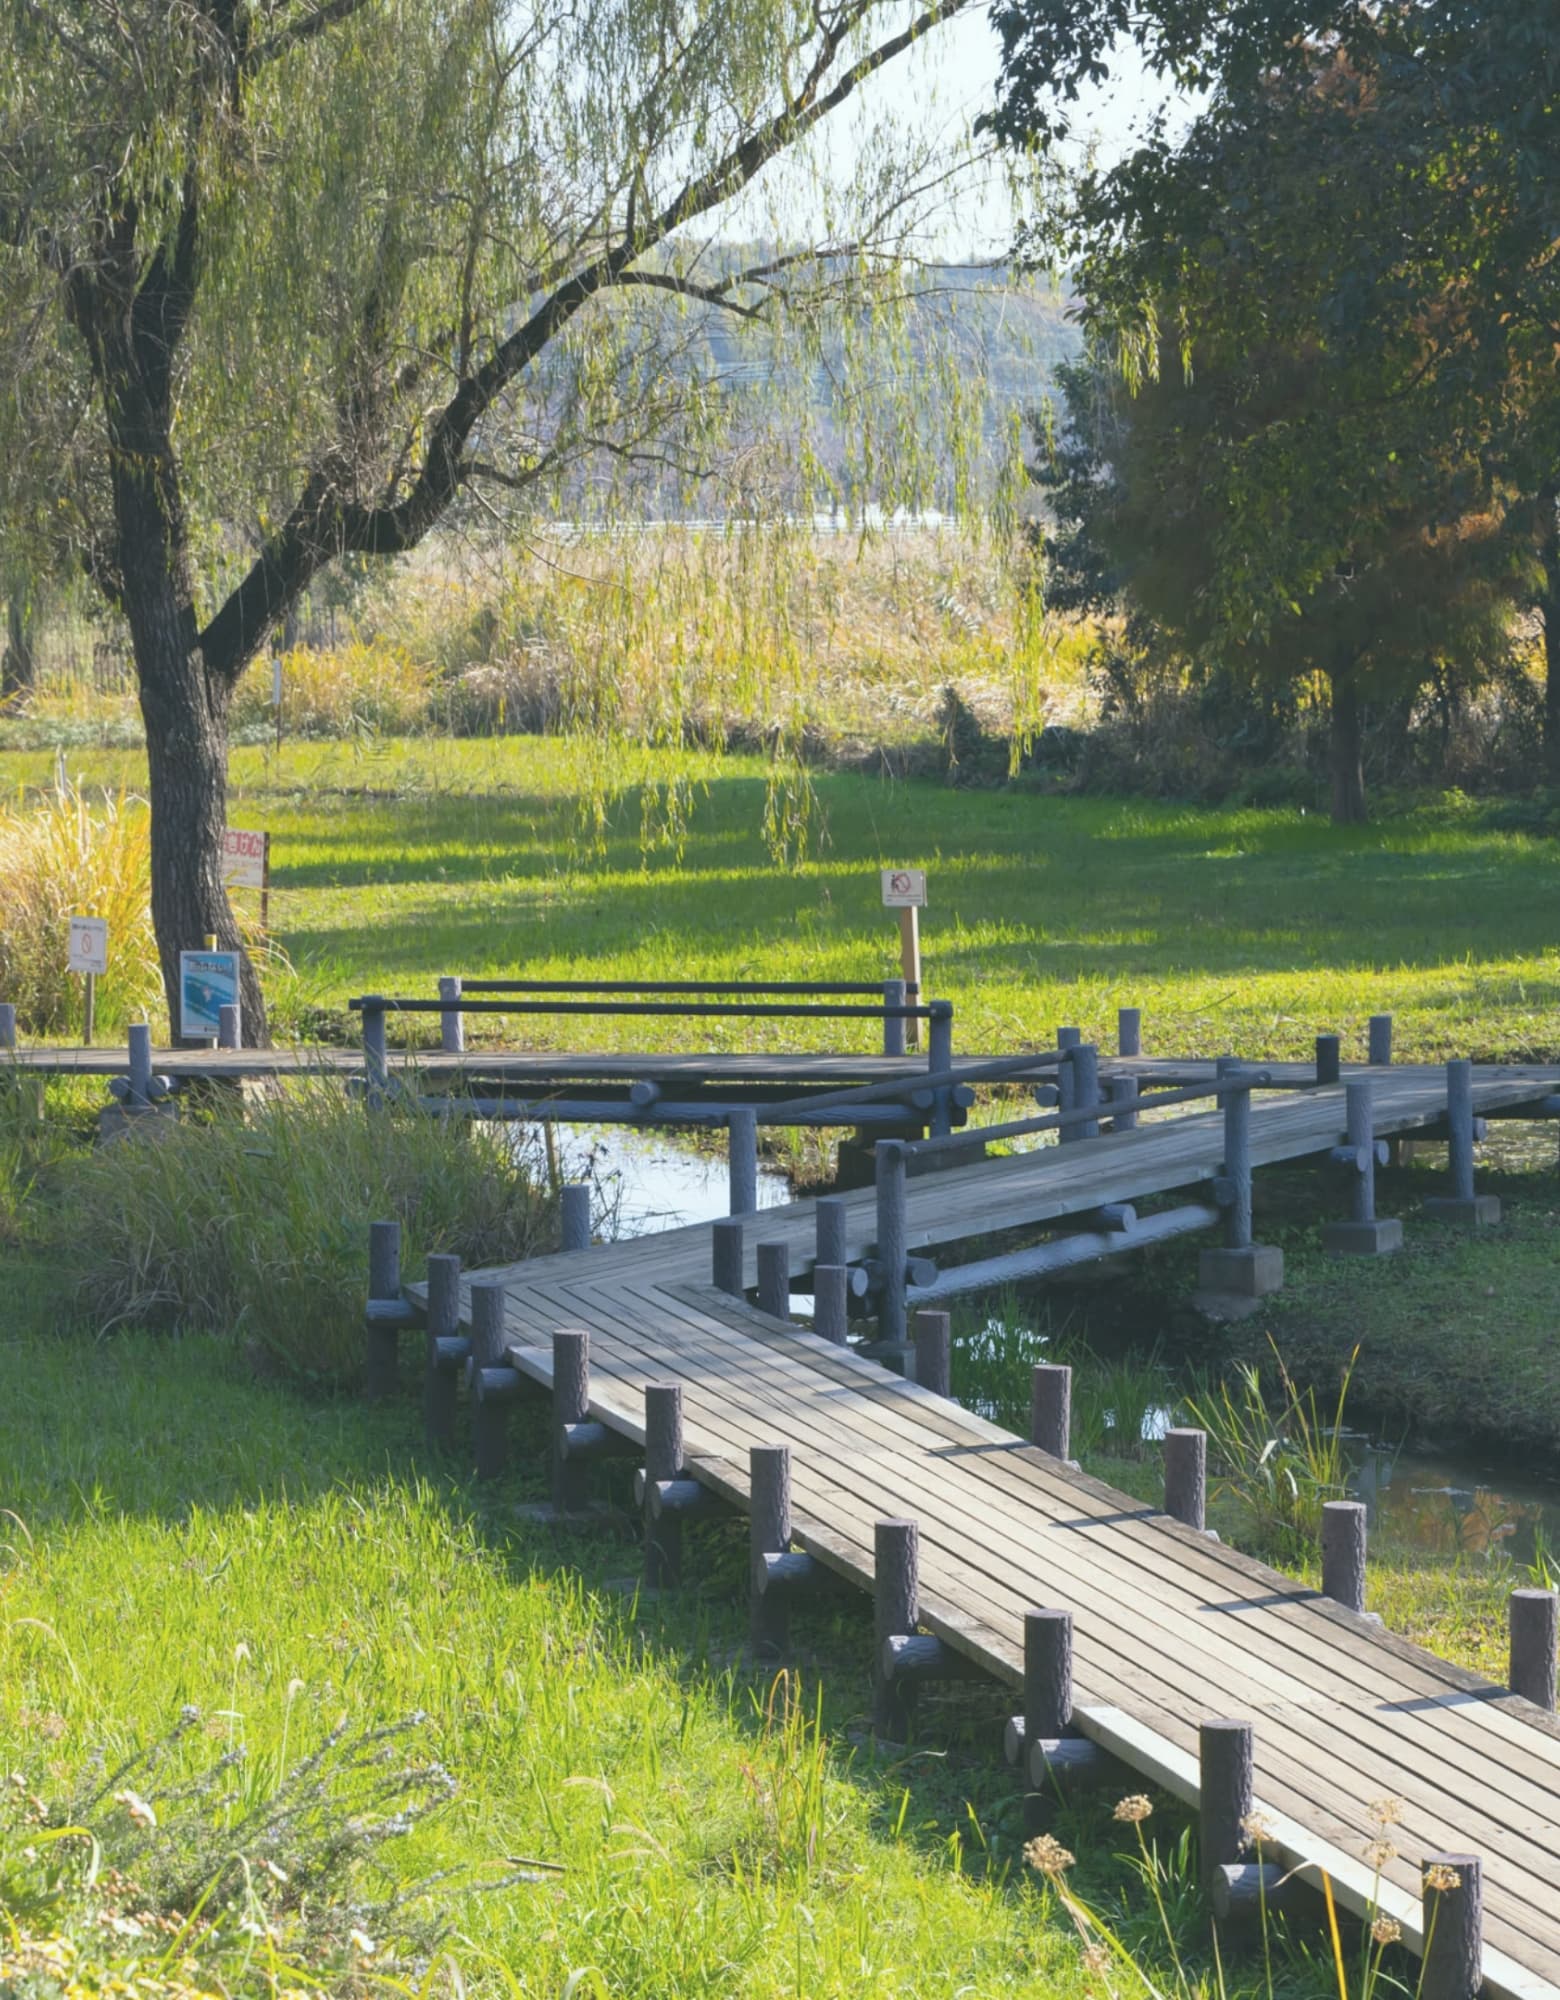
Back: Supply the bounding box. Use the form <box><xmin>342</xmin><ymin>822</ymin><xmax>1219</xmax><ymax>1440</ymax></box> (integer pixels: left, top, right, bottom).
<box><xmin>67</xmin><ymin>915</ymin><xmax>109</xmax><ymax>975</ymax></box>
<box><xmin>220</xmin><ymin>827</ymin><xmax>269</xmax><ymax>889</ymax></box>
<box><xmin>880</xmin><ymin>867</ymin><xmax>927</xmax><ymax>908</ymax></box>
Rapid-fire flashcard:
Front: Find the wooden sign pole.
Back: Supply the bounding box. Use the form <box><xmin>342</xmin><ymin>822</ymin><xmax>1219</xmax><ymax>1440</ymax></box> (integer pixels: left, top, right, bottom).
<box><xmin>899</xmin><ymin>905</ymin><xmax>921</xmax><ymax>1050</ymax></box>
<box><xmin>83</xmin><ymin>970</ymin><xmax>96</xmax><ymax>1048</ymax></box>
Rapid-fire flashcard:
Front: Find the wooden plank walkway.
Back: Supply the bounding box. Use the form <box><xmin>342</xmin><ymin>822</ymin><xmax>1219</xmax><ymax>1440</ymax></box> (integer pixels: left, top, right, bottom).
<box><xmin>420</xmin><ymin>1061</ymin><xmax>1560</xmax><ymax>1997</ymax></box>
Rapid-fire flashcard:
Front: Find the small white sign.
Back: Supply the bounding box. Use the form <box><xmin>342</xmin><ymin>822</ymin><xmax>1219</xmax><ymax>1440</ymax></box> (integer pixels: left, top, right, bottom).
<box><xmin>67</xmin><ymin>915</ymin><xmax>109</xmax><ymax>976</ymax></box>
<box><xmin>180</xmin><ymin>950</ymin><xmax>240</xmax><ymax>1040</ymax></box>
<box><xmin>880</xmin><ymin>868</ymin><xmax>927</xmax><ymax>909</ymax></box>
<box><xmin>221</xmin><ymin>827</ymin><xmax>269</xmax><ymax>889</ymax></box>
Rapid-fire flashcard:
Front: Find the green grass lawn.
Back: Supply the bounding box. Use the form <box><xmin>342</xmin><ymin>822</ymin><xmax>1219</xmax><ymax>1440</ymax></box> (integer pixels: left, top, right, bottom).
<box><xmin>8</xmin><ymin>734</ymin><xmax>1559</xmax><ymax>1060</ymax></box>
<box><xmin>4</xmin><ymin>736</ymin><xmax>1557</xmax><ymax>1996</ymax></box>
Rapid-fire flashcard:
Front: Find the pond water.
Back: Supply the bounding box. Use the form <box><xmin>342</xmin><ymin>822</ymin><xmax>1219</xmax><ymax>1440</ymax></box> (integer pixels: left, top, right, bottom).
<box><xmin>1349</xmin><ymin>1439</ymin><xmax>1560</xmax><ymax>1565</ymax></box>
<box><xmin>546</xmin><ymin>1121</ymin><xmax>792</xmax><ymax>1237</ymax></box>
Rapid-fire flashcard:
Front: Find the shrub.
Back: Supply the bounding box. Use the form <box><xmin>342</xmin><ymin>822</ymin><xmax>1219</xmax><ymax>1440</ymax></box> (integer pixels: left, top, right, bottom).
<box><xmin>232</xmin><ymin>643</ymin><xmax>435</xmax><ymax>739</ymax></box>
<box><xmin>53</xmin><ymin>1082</ymin><xmax>555</xmax><ymax>1381</ymax></box>
<box><xmin>0</xmin><ymin>778</ymin><xmax>162</xmax><ymax>1035</ymax></box>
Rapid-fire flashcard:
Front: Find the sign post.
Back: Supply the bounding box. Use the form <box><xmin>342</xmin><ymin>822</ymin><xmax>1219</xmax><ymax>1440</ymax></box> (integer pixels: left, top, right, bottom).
<box><xmin>66</xmin><ymin>916</ymin><xmax>109</xmax><ymax>1047</ymax></box>
<box><xmin>180</xmin><ymin>947</ymin><xmax>240</xmax><ymax>1046</ymax></box>
<box><xmin>879</xmin><ymin>868</ymin><xmax>927</xmax><ymax>1050</ymax></box>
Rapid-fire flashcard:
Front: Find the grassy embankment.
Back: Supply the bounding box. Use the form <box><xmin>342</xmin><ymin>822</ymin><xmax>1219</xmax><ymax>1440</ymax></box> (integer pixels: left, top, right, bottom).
<box><xmin>4</xmin><ymin>739</ymin><xmax>1558</xmax><ymax>1994</ymax></box>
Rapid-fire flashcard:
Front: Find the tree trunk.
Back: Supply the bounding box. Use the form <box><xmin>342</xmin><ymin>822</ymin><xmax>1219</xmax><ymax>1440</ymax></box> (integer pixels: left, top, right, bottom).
<box><xmin>2</xmin><ymin>589</ymin><xmax>35</xmax><ymax>697</ymax></box>
<box><xmin>1540</xmin><ymin>485</ymin><xmax>1560</xmax><ymax>787</ymax></box>
<box><xmin>1328</xmin><ymin>669</ymin><xmax>1368</xmax><ymax>824</ymax></box>
<box><xmin>91</xmin><ymin>254</ymin><xmax>271</xmax><ymax>1048</ymax></box>
<box><xmin>128</xmin><ymin>597</ymin><xmax>267</xmax><ymax>1047</ymax></box>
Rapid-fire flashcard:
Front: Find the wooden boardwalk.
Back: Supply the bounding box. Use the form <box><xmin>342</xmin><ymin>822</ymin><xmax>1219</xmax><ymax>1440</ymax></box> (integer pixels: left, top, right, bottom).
<box><xmin>416</xmin><ymin>1061</ymin><xmax>1560</xmax><ymax>1999</ymax></box>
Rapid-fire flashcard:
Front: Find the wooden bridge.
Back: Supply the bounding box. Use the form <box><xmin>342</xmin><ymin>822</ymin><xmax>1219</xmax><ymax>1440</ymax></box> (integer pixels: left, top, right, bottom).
<box><xmin>368</xmin><ymin>1055</ymin><xmax>1560</xmax><ymax>2000</ymax></box>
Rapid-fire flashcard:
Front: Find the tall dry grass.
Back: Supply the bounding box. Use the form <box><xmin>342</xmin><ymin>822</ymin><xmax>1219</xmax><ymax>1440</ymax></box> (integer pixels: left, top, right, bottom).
<box><xmin>0</xmin><ymin>777</ymin><xmax>162</xmax><ymax>1034</ymax></box>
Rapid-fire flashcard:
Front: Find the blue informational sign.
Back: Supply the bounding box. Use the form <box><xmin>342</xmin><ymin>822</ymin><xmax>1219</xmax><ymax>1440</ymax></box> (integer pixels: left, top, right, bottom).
<box><xmin>179</xmin><ymin>950</ymin><xmax>240</xmax><ymax>1040</ymax></box>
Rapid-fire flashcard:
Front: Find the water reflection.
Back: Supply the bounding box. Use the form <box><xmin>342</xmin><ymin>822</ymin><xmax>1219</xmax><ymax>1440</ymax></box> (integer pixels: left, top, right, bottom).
<box><xmin>1348</xmin><ymin>1441</ymin><xmax>1560</xmax><ymax>1565</ymax></box>
<box><xmin>547</xmin><ymin>1122</ymin><xmax>791</xmax><ymax>1237</ymax></box>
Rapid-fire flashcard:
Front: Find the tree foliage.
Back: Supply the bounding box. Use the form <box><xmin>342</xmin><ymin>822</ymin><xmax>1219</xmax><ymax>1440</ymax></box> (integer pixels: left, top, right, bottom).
<box><xmin>999</xmin><ymin>0</ymin><xmax>1560</xmax><ymax>817</ymax></box>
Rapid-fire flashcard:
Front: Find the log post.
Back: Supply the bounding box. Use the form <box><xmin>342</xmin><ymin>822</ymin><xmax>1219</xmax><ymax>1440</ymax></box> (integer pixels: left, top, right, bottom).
<box><xmin>1117</xmin><ymin>1007</ymin><xmax>1142</xmax><ymax>1058</ymax></box>
<box><xmin>1368</xmin><ymin>1013</ymin><xmax>1394</xmax><ymax>1066</ymax></box>
<box><xmin>1419</xmin><ymin>1855</ymin><xmax>1481</xmax><ymax>2000</ymax></box>
<box><xmin>1199</xmin><ymin>1719</ymin><xmax>1287</xmax><ymax>1915</ymax></box>
<box><xmin>1069</xmin><ymin>1043</ymin><xmax>1101</xmax><ymax>1141</ymax></box>
<box><xmin>128</xmin><ymin>1022</ymin><xmax>154</xmax><ymax>1110</ymax></box>
<box><xmin>756</xmin><ymin>1240</ymin><xmax>791</xmax><ymax>1322</ymax></box>
<box><xmin>438</xmin><ymin>975</ymin><xmax>464</xmax><ymax>1055</ymax></box>
<box><xmin>469</xmin><ymin>1280</ymin><xmax>521</xmax><ymax>1481</ymax></box>
<box><xmin>1164</xmin><ymin>1428</ymin><xmax>1207</xmax><ymax>1533</ymax></box>
<box><xmin>1321</xmin><ymin>1500</ymin><xmax>1368</xmax><ymax>1615</ymax></box>
<box><xmin>552</xmin><ymin>1329</ymin><xmax>593</xmax><ymax>1514</ymax></box>
<box><xmin>423</xmin><ymin>1252</ymin><xmax>466</xmax><ymax>1449</ymax></box>
<box><xmin>1056</xmin><ymin>1026</ymin><xmax>1080</xmax><ymax>1142</ymax></box>
<box><xmin>712</xmin><ymin>1217</ymin><xmax>744</xmax><ymax>1297</ymax></box>
<box><xmin>217</xmin><ymin>1003</ymin><xmax>241</xmax><ymax>1050</ymax></box>
<box><xmin>1509</xmin><ymin>1588</ymin><xmax>1559</xmax><ymax>1710</ymax></box>
<box><xmin>815</xmin><ymin>1195</ymin><xmax>848</xmax><ymax>1271</ymax></box>
<box><xmin>1004</xmin><ymin>1609</ymin><xmax>1106</xmax><ymax>1827</ymax></box>
<box><xmin>1030</xmin><ymin>1364</ymin><xmax>1071</xmax><ymax>1460</ymax></box>
<box><xmin>1107</xmin><ymin>1075</ymin><xmax>1140</xmax><ymax>1133</ymax></box>
<box><xmin>927</xmin><ymin>1001</ymin><xmax>954</xmax><ymax>1136</ymax></box>
<box><xmin>911</xmin><ymin>1308</ymin><xmax>951</xmax><ymax>1397</ymax></box>
<box><xmin>365</xmin><ymin>1220</ymin><xmax>416</xmax><ymax>1400</ymax></box>
<box><xmin>874</xmin><ymin>1139</ymin><xmax>909</xmax><ymax>1350</ymax></box>
<box><xmin>728</xmin><ymin>1107</ymin><xmax>759</xmax><ymax>1216</ymax></box>
<box><xmin>873</xmin><ymin>1519</ymin><xmax>919</xmax><ymax>1739</ymax></box>
<box><xmin>883</xmin><ymin>978</ymin><xmax>907</xmax><ymax>1058</ymax></box>
<box><xmin>561</xmin><ymin>1183</ymin><xmax>592</xmax><ymax>1253</ymax></box>
<box><xmin>643</xmin><ymin>1384</ymin><xmax>685</xmax><ymax>1589</ymax></box>
<box><xmin>1315</xmin><ymin>1033</ymin><xmax>1341</xmax><ymax>1086</ymax></box>
<box><xmin>813</xmin><ymin>1264</ymin><xmax>849</xmax><ymax>1345</ymax></box>
<box><xmin>750</xmin><ymin>1445</ymin><xmax>795</xmax><ymax>1655</ymax></box>
<box><xmin>1424</xmin><ymin>1060</ymin><xmax>1501</xmax><ymax>1226</ymax></box>
<box><xmin>0</xmin><ymin>1002</ymin><xmax>15</xmax><ymax>1050</ymax></box>
<box><xmin>361</xmin><ymin>997</ymin><xmax>389</xmax><ymax>1110</ymax></box>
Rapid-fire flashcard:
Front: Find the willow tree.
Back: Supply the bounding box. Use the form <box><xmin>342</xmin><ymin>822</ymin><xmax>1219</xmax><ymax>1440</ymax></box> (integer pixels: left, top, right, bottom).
<box><xmin>0</xmin><ymin>0</ymin><xmax>1005</xmax><ymax>1043</ymax></box>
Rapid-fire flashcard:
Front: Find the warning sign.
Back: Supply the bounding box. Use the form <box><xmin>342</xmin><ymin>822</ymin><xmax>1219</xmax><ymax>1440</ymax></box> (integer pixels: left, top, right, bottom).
<box><xmin>879</xmin><ymin>868</ymin><xmax>927</xmax><ymax>908</ymax></box>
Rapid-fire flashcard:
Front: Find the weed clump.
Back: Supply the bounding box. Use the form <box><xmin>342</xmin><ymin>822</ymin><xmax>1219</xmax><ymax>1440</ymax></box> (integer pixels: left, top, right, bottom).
<box><xmin>48</xmin><ymin>1083</ymin><xmax>554</xmax><ymax>1381</ymax></box>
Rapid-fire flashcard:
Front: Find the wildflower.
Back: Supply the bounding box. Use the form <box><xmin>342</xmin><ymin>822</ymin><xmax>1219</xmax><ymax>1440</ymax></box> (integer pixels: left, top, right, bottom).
<box><xmin>1368</xmin><ymin>1797</ymin><xmax>1403</xmax><ymax>1827</ymax></box>
<box><xmin>1424</xmin><ymin>1863</ymin><xmax>1462</xmax><ymax>1893</ymax></box>
<box><xmin>1371</xmin><ymin>1916</ymin><xmax>1403</xmax><ymax>1946</ymax></box>
<box><xmin>1363</xmin><ymin>1838</ymin><xmax>1398</xmax><ymax>1869</ymax></box>
<box><xmin>1081</xmin><ymin>1942</ymin><xmax>1112</xmax><ymax>1975</ymax></box>
<box><xmin>1113</xmin><ymin>1795</ymin><xmax>1153</xmax><ymax>1824</ymax></box>
<box><xmin>1023</xmin><ymin>1833</ymin><xmax>1075</xmax><ymax>1877</ymax></box>
<box><xmin>349</xmin><ymin>1929</ymin><xmax>377</xmax><ymax>1957</ymax></box>
<box><xmin>114</xmin><ymin>1789</ymin><xmax>157</xmax><ymax>1830</ymax></box>
<box><xmin>260</xmin><ymin>1858</ymin><xmax>289</xmax><ymax>1884</ymax></box>
<box><xmin>1240</xmin><ymin>1811</ymin><xmax>1275</xmax><ymax>1847</ymax></box>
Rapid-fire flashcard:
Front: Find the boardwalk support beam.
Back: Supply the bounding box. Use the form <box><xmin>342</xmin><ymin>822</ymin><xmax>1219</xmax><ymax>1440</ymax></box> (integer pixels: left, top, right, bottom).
<box><xmin>1323</xmin><ymin>1079</ymin><xmax>1403</xmax><ymax>1256</ymax></box>
<box><xmin>438</xmin><ymin>975</ymin><xmax>464</xmax><ymax>1054</ymax></box>
<box><xmin>1199</xmin><ymin>1720</ymin><xmax>1290</xmax><ymax>1917</ymax></box>
<box><xmin>561</xmin><ymin>1184</ymin><xmax>592</xmax><ymax>1253</ymax></box>
<box><xmin>642</xmin><ymin>1385</ymin><xmax>687</xmax><ymax>1587</ymax></box>
<box><xmin>552</xmin><ymin>1329</ymin><xmax>630</xmax><ymax>1511</ymax></box>
<box><xmin>873</xmin><ymin>1139</ymin><xmax>910</xmax><ymax>1354</ymax></box>
<box><xmin>1004</xmin><ymin>1610</ymin><xmax>1108</xmax><ymax>1826</ymax></box>
<box><xmin>813</xmin><ymin>1265</ymin><xmax>849</xmax><ymax>1344</ymax></box>
<box><xmin>423</xmin><ymin>1253</ymin><xmax>467</xmax><ymax>1448</ymax></box>
<box><xmin>1424</xmin><ymin>1060</ymin><xmax>1501</xmax><ymax>1227</ymax></box>
<box><xmin>1315</xmin><ymin>1033</ymin><xmax>1341</xmax><ymax>1086</ymax></box>
<box><xmin>728</xmin><ymin>1108</ymin><xmax>759</xmax><ymax>1216</ymax></box>
<box><xmin>1199</xmin><ymin>1063</ymin><xmax>1284</xmax><ymax>1303</ymax></box>
<box><xmin>365</xmin><ymin>1220</ymin><xmax>417</xmax><ymax>1400</ymax></box>
<box><xmin>1117</xmin><ymin>1008</ymin><xmax>1142</xmax><ymax>1058</ymax></box>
